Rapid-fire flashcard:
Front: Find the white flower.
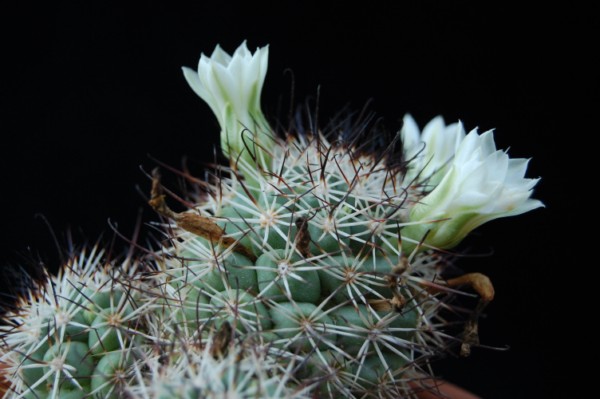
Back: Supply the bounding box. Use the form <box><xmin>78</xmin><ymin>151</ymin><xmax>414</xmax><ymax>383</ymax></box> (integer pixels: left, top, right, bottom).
<box><xmin>403</xmin><ymin>125</ymin><xmax>544</xmax><ymax>250</ymax></box>
<box><xmin>401</xmin><ymin>114</ymin><xmax>466</xmax><ymax>187</ymax></box>
<box><xmin>183</xmin><ymin>41</ymin><xmax>272</xmax><ymax>169</ymax></box>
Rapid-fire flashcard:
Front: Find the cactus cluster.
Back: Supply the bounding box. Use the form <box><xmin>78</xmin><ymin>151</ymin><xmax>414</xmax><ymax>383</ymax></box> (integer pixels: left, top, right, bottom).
<box><xmin>0</xmin><ymin>41</ymin><xmax>542</xmax><ymax>398</ymax></box>
<box><xmin>0</xmin><ymin>249</ymin><xmax>150</xmax><ymax>398</ymax></box>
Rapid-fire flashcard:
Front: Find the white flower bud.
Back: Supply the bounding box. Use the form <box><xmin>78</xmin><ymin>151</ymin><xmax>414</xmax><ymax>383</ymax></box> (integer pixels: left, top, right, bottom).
<box><xmin>182</xmin><ymin>41</ymin><xmax>272</xmax><ymax>170</ymax></box>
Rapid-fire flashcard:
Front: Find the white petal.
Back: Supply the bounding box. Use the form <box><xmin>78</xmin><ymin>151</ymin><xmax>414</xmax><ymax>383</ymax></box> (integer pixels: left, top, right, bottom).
<box><xmin>210</xmin><ymin>44</ymin><xmax>232</xmax><ymax>66</ymax></box>
<box><xmin>182</xmin><ymin>67</ymin><xmax>205</xmax><ymax>98</ymax></box>
<box><xmin>400</xmin><ymin>114</ymin><xmax>421</xmax><ymax>159</ymax></box>
<box><xmin>421</xmin><ymin>116</ymin><xmax>446</xmax><ymax>147</ymax></box>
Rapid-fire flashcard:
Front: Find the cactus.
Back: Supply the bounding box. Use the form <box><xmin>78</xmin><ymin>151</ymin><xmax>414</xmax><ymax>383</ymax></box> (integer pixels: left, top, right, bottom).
<box><xmin>124</xmin><ymin>321</ymin><xmax>313</xmax><ymax>399</ymax></box>
<box><xmin>0</xmin><ymin>41</ymin><xmax>542</xmax><ymax>398</ymax></box>
<box><xmin>0</xmin><ymin>249</ymin><xmax>154</xmax><ymax>398</ymax></box>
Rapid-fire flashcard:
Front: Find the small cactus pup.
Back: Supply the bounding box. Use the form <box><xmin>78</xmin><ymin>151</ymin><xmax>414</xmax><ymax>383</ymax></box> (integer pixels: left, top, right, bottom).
<box><xmin>125</xmin><ymin>321</ymin><xmax>313</xmax><ymax>398</ymax></box>
<box><xmin>0</xmin><ymin>249</ymin><xmax>157</xmax><ymax>398</ymax></box>
<box><xmin>149</xmin><ymin>41</ymin><xmax>543</xmax><ymax>397</ymax></box>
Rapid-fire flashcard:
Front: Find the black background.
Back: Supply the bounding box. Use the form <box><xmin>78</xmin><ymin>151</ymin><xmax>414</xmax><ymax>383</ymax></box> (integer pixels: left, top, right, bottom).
<box><xmin>0</xmin><ymin>2</ymin><xmax>589</xmax><ymax>397</ymax></box>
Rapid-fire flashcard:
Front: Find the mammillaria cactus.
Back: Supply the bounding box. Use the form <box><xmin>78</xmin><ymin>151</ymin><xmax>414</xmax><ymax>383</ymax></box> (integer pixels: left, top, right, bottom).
<box><xmin>0</xmin><ymin>249</ymin><xmax>151</xmax><ymax>398</ymax></box>
<box><xmin>0</xmin><ymin>41</ymin><xmax>542</xmax><ymax>398</ymax></box>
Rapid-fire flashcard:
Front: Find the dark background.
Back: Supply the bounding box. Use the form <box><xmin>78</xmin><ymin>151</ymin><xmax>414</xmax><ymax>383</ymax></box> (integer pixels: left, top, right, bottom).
<box><xmin>0</xmin><ymin>2</ymin><xmax>589</xmax><ymax>397</ymax></box>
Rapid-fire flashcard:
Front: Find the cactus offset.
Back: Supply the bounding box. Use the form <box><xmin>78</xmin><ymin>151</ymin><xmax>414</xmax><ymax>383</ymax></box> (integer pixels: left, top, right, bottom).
<box><xmin>0</xmin><ymin>249</ymin><xmax>154</xmax><ymax>398</ymax></box>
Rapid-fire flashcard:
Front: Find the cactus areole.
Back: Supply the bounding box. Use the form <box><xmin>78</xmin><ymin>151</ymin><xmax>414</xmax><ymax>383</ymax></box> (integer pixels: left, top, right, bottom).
<box><xmin>0</xmin><ymin>42</ymin><xmax>542</xmax><ymax>398</ymax></box>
